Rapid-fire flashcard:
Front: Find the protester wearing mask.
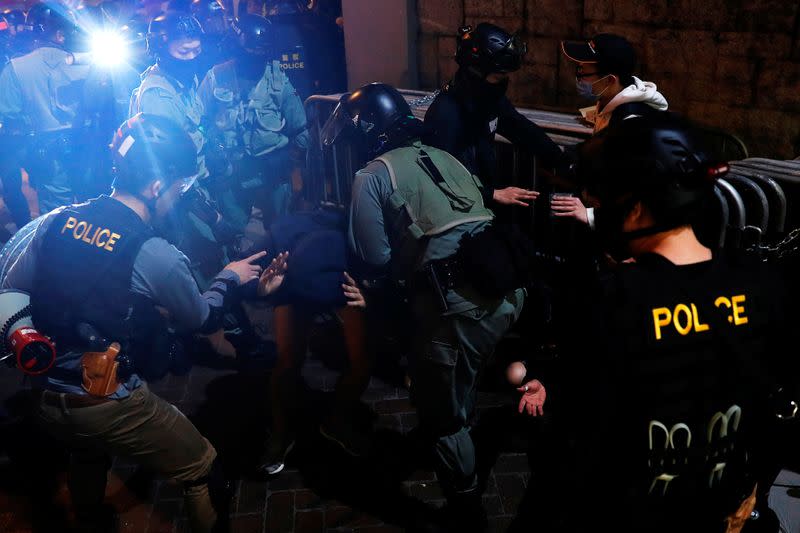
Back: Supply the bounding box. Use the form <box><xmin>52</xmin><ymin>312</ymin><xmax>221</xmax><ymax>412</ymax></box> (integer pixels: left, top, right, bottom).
<box><xmin>424</xmin><ymin>23</ymin><xmax>572</xmax><ymax>209</ymax></box>
<box><xmin>0</xmin><ymin>2</ymin><xmax>90</xmax><ymax>214</ymax></box>
<box><xmin>198</xmin><ymin>12</ymin><xmax>308</xmax><ymax>232</ymax></box>
<box><xmin>550</xmin><ymin>33</ymin><xmax>669</xmax><ymax>228</ymax></box>
<box><xmin>562</xmin><ymin>33</ymin><xmax>667</xmax><ymax>134</ymax></box>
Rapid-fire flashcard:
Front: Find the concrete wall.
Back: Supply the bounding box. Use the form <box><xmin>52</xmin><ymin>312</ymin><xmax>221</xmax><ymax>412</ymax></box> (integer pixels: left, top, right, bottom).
<box><xmin>416</xmin><ymin>0</ymin><xmax>800</xmax><ymax>159</ymax></box>
<box><xmin>342</xmin><ymin>0</ymin><xmax>418</xmax><ymax>90</ymax></box>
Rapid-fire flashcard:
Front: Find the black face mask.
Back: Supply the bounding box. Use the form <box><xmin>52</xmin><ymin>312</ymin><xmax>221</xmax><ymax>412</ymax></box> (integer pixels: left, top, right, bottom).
<box><xmin>159</xmin><ymin>54</ymin><xmax>202</xmax><ymax>87</ymax></box>
<box><xmin>455</xmin><ymin>68</ymin><xmax>509</xmax><ymax>112</ymax></box>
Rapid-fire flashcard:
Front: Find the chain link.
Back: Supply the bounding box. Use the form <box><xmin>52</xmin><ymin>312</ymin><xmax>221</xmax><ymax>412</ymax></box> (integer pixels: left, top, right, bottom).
<box><xmin>407</xmin><ymin>90</ymin><xmax>440</xmax><ymax>108</ymax></box>
<box><xmin>753</xmin><ymin>226</ymin><xmax>800</xmax><ymax>261</ymax></box>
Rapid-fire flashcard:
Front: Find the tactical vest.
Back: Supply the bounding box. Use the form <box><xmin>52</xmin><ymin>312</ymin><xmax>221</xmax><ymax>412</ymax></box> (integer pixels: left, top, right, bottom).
<box><xmin>375</xmin><ymin>142</ymin><xmax>494</xmax><ymax>241</ymax></box>
<box><xmin>130</xmin><ymin>65</ymin><xmax>207</xmax><ymax>177</ymax></box>
<box><xmin>31</xmin><ymin>196</ymin><xmax>154</xmax><ymax>351</ymax></box>
<box><xmin>205</xmin><ymin>59</ymin><xmax>290</xmax><ymax>157</ymax></box>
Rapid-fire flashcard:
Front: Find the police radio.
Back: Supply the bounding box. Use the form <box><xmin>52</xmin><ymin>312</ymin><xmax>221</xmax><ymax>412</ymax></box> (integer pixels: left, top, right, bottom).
<box><xmin>0</xmin><ymin>289</ymin><xmax>56</xmax><ymax>375</ymax></box>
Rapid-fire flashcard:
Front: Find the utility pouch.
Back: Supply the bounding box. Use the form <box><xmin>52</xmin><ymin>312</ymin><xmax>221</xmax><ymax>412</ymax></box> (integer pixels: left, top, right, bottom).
<box><xmin>81</xmin><ymin>342</ymin><xmax>122</xmax><ymax>397</ymax></box>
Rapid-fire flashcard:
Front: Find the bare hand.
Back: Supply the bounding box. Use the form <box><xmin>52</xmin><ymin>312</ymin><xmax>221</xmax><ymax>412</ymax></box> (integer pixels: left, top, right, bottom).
<box><xmin>550</xmin><ymin>195</ymin><xmax>589</xmax><ymax>224</ymax></box>
<box><xmin>258</xmin><ymin>251</ymin><xmax>289</xmax><ymax>297</ymax></box>
<box><xmin>342</xmin><ymin>271</ymin><xmax>366</xmax><ymax>308</ymax></box>
<box><xmin>224</xmin><ymin>251</ymin><xmax>266</xmax><ymax>285</ymax></box>
<box><xmin>493</xmin><ymin>187</ymin><xmax>539</xmax><ymax>207</ymax></box>
<box><xmin>517</xmin><ymin>379</ymin><xmax>546</xmax><ymax>417</ymax></box>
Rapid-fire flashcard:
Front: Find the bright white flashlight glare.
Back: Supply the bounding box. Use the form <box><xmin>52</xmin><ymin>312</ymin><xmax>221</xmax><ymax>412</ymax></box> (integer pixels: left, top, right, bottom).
<box><xmin>90</xmin><ymin>30</ymin><xmax>129</xmax><ymax>68</ymax></box>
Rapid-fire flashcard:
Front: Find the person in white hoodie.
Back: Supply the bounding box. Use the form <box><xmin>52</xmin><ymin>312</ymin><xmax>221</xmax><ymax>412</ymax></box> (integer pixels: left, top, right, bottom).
<box><xmin>551</xmin><ymin>33</ymin><xmax>669</xmax><ymax>226</ymax></box>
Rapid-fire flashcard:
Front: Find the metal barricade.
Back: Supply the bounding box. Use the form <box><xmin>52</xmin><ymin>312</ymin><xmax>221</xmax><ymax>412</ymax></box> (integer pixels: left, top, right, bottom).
<box><xmin>302</xmin><ymin>89</ymin><xmax>593</xmax><ymax>211</ymax></box>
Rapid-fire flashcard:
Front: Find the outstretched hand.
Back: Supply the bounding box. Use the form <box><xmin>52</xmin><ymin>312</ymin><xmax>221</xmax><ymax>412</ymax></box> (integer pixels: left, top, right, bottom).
<box><xmin>517</xmin><ymin>379</ymin><xmax>546</xmax><ymax>417</ymax></box>
<box><xmin>258</xmin><ymin>251</ymin><xmax>289</xmax><ymax>297</ymax></box>
<box><xmin>342</xmin><ymin>272</ymin><xmax>366</xmax><ymax>308</ymax></box>
<box><xmin>550</xmin><ymin>195</ymin><xmax>589</xmax><ymax>224</ymax></box>
<box><xmin>224</xmin><ymin>251</ymin><xmax>266</xmax><ymax>285</ymax></box>
<box><xmin>493</xmin><ymin>187</ymin><xmax>539</xmax><ymax>207</ymax></box>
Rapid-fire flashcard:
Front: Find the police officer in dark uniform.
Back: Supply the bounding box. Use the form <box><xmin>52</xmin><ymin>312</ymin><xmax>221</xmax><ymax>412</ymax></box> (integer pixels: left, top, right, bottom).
<box><xmin>424</xmin><ymin>23</ymin><xmax>570</xmax><ymax>209</ymax></box>
<box><xmin>2</xmin><ymin>113</ymin><xmax>287</xmax><ymax>533</ymax></box>
<box><xmin>529</xmin><ymin>113</ymin><xmax>788</xmax><ymax>533</ymax></box>
<box><xmin>266</xmin><ymin>0</ymin><xmax>346</xmax><ymax>99</ymax></box>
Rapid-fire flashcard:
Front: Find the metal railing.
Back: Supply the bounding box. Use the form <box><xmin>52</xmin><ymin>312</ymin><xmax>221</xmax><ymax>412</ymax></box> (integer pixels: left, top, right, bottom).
<box><xmin>303</xmin><ymin>89</ymin><xmax>594</xmax><ymax>211</ymax></box>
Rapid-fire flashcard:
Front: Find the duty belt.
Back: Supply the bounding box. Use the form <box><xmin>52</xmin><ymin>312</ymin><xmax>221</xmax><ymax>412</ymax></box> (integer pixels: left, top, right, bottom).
<box><xmin>413</xmin><ymin>255</ymin><xmax>469</xmax><ymax>312</ymax></box>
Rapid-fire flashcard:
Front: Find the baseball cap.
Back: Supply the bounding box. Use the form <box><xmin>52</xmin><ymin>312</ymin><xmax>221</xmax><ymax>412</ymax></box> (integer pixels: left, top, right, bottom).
<box><xmin>561</xmin><ymin>33</ymin><xmax>636</xmax><ymax>77</ymax></box>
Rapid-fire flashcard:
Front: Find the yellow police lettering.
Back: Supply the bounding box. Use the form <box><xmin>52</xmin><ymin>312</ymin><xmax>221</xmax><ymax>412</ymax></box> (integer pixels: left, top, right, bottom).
<box><xmin>715</xmin><ymin>296</ymin><xmax>733</xmax><ymax>323</ymax></box>
<box><xmin>105</xmin><ymin>233</ymin><xmax>121</xmax><ymax>252</ymax></box>
<box><xmin>731</xmin><ymin>295</ymin><xmax>748</xmax><ymax>325</ymax></box>
<box><xmin>61</xmin><ymin>216</ymin><xmax>78</xmax><ymax>234</ymax></box>
<box><xmin>673</xmin><ymin>304</ymin><xmax>693</xmax><ymax>336</ymax></box>
<box><xmin>95</xmin><ymin>229</ymin><xmax>111</xmax><ymax>248</ymax></box>
<box><xmin>691</xmin><ymin>303</ymin><xmax>709</xmax><ymax>333</ymax></box>
<box><xmin>62</xmin><ymin>217</ymin><xmax>122</xmax><ymax>252</ymax></box>
<box><xmin>653</xmin><ymin>307</ymin><xmax>671</xmax><ymax>340</ymax></box>
<box><xmin>81</xmin><ymin>223</ymin><xmax>96</xmax><ymax>244</ymax></box>
<box><xmin>652</xmin><ymin>294</ymin><xmax>748</xmax><ymax>340</ymax></box>
<box><xmin>74</xmin><ymin>221</ymin><xmax>88</xmax><ymax>240</ymax></box>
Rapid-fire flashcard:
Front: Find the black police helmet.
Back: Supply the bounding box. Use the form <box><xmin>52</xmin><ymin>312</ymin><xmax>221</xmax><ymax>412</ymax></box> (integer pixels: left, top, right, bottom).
<box><xmin>455</xmin><ymin>23</ymin><xmax>527</xmax><ymax>76</ymax></box>
<box><xmin>233</xmin><ymin>13</ymin><xmax>271</xmax><ymax>54</ymax></box>
<box><xmin>146</xmin><ymin>11</ymin><xmax>204</xmax><ymax>57</ymax></box>
<box><xmin>321</xmin><ymin>82</ymin><xmax>421</xmax><ymax>157</ymax></box>
<box><xmin>578</xmin><ymin>113</ymin><xmax>728</xmax><ymax>227</ymax></box>
<box><xmin>25</xmin><ymin>3</ymin><xmax>78</xmax><ymax>38</ymax></box>
<box><xmin>110</xmin><ymin>113</ymin><xmax>198</xmax><ymax>193</ymax></box>
<box><xmin>191</xmin><ymin>0</ymin><xmax>226</xmax><ymax>34</ymax></box>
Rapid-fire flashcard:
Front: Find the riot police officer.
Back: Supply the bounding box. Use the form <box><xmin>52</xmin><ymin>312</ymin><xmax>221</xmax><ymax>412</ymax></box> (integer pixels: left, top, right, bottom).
<box><xmin>2</xmin><ymin>113</ymin><xmax>286</xmax><ymax>533</ymax></box>
<box><xmin>131</xmin><ymin>11</ymin><xmax>236</xmax><ymax>291</ymax></box>
<box><xmin>191</xmin><ymin>0</ymin><xmax>234</xmax><ymax>72</ymax></box>
<box><xmin>0</xmin><ymin>2</ymin><xmax>90</xmax><ymax>214</ymax></box>
<box><xmin>537</xmin><ymin>113</ymin><xmax>788</xmax><ymax>532</ymax></box>
<box><xmin>325</xmin><ymin>83</ymin><xmax>527</xmax><ymax>531</ymax></box>
<box><xmin>199</xmin><ymin>12</ymin><xmax>308</xmax><ymax>232</ymax></box>
<box><xmin>0</xmin><ymin>9</ymin><xmax>31</xmax><ymax>231</ymax></box>
<box><xmin>424</xmin><ymin>23</ymin><xmax>570</xmax><ymax>208</ymax></box>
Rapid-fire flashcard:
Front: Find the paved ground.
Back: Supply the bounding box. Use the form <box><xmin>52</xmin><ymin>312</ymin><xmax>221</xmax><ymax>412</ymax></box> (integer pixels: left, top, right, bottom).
<box><xmin>0</xmin><ymin>304</ymin><xmax>539</xmax><ymax>533</ymax></box>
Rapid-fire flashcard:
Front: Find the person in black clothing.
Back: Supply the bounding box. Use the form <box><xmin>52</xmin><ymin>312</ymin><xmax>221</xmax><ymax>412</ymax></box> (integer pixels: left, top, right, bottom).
<box><xmin>511</xmin><ymin>113</ymin><xmax>790</xmax><ymax>533</ymax></box>
<box><xmin>423</xmin><ymin>23</ymin><xmax>570</xmax><ymax>209</ymax></box>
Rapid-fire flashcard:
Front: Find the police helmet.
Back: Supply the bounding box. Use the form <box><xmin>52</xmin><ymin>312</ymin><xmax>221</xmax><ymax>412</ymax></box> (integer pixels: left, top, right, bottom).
<box><xmin>455</xmin><ymin>23</ymin><xmax>527</xmax><ymax>76</ymax></box>
<box><xmin>110</xmin><ymin>113</ymin><xmax>198</xmax><ymax>193</ymax></box>
<box><xmin>191</xmin><ymin>0</ymin><xmax>227</xmax><ymax>35</ymax></box>
<box><xmin>25</xmin><ymin>3</ymin><xmax>78</xmax><ymax>39</ymax></box>
<box><xmin>146</xmin><ymin>11</ymin><xmax>204</xmax><ymax>57</ymax></box>
<box><xmin>321</xmin><ymin>82</ymin><xmax>422</xmax><ymax>157</ymax></box>
<box><xmin>578</xmin><ymin>113</ymin><xmax>728</xmax><ymax>229</ymax></box>
<box><xmin>233</xmin><ymin>13</ymin><xmax>271</xmax><ymax>54</ymax></box>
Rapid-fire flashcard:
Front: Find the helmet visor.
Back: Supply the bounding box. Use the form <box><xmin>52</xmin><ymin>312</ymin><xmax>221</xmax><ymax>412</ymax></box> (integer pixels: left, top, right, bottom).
<box><xmin>320</xmin><ymin>94</ymin><xmax>354</xmax><ymax>147</ymax></box>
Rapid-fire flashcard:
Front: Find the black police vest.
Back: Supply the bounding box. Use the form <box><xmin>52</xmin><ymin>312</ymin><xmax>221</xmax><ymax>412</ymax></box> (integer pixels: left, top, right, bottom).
<box><xmin>31</xmin><ymin>196</ymin><xmax>153</xmax><ymax>349</ymax></box>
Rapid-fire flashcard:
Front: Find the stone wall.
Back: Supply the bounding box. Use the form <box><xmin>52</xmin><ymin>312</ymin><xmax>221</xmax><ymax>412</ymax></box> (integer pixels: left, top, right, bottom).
<box><xmin>416</xmin><ymin>0</ymin><xmax>800</xmax><ymax>159</ymax></box>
